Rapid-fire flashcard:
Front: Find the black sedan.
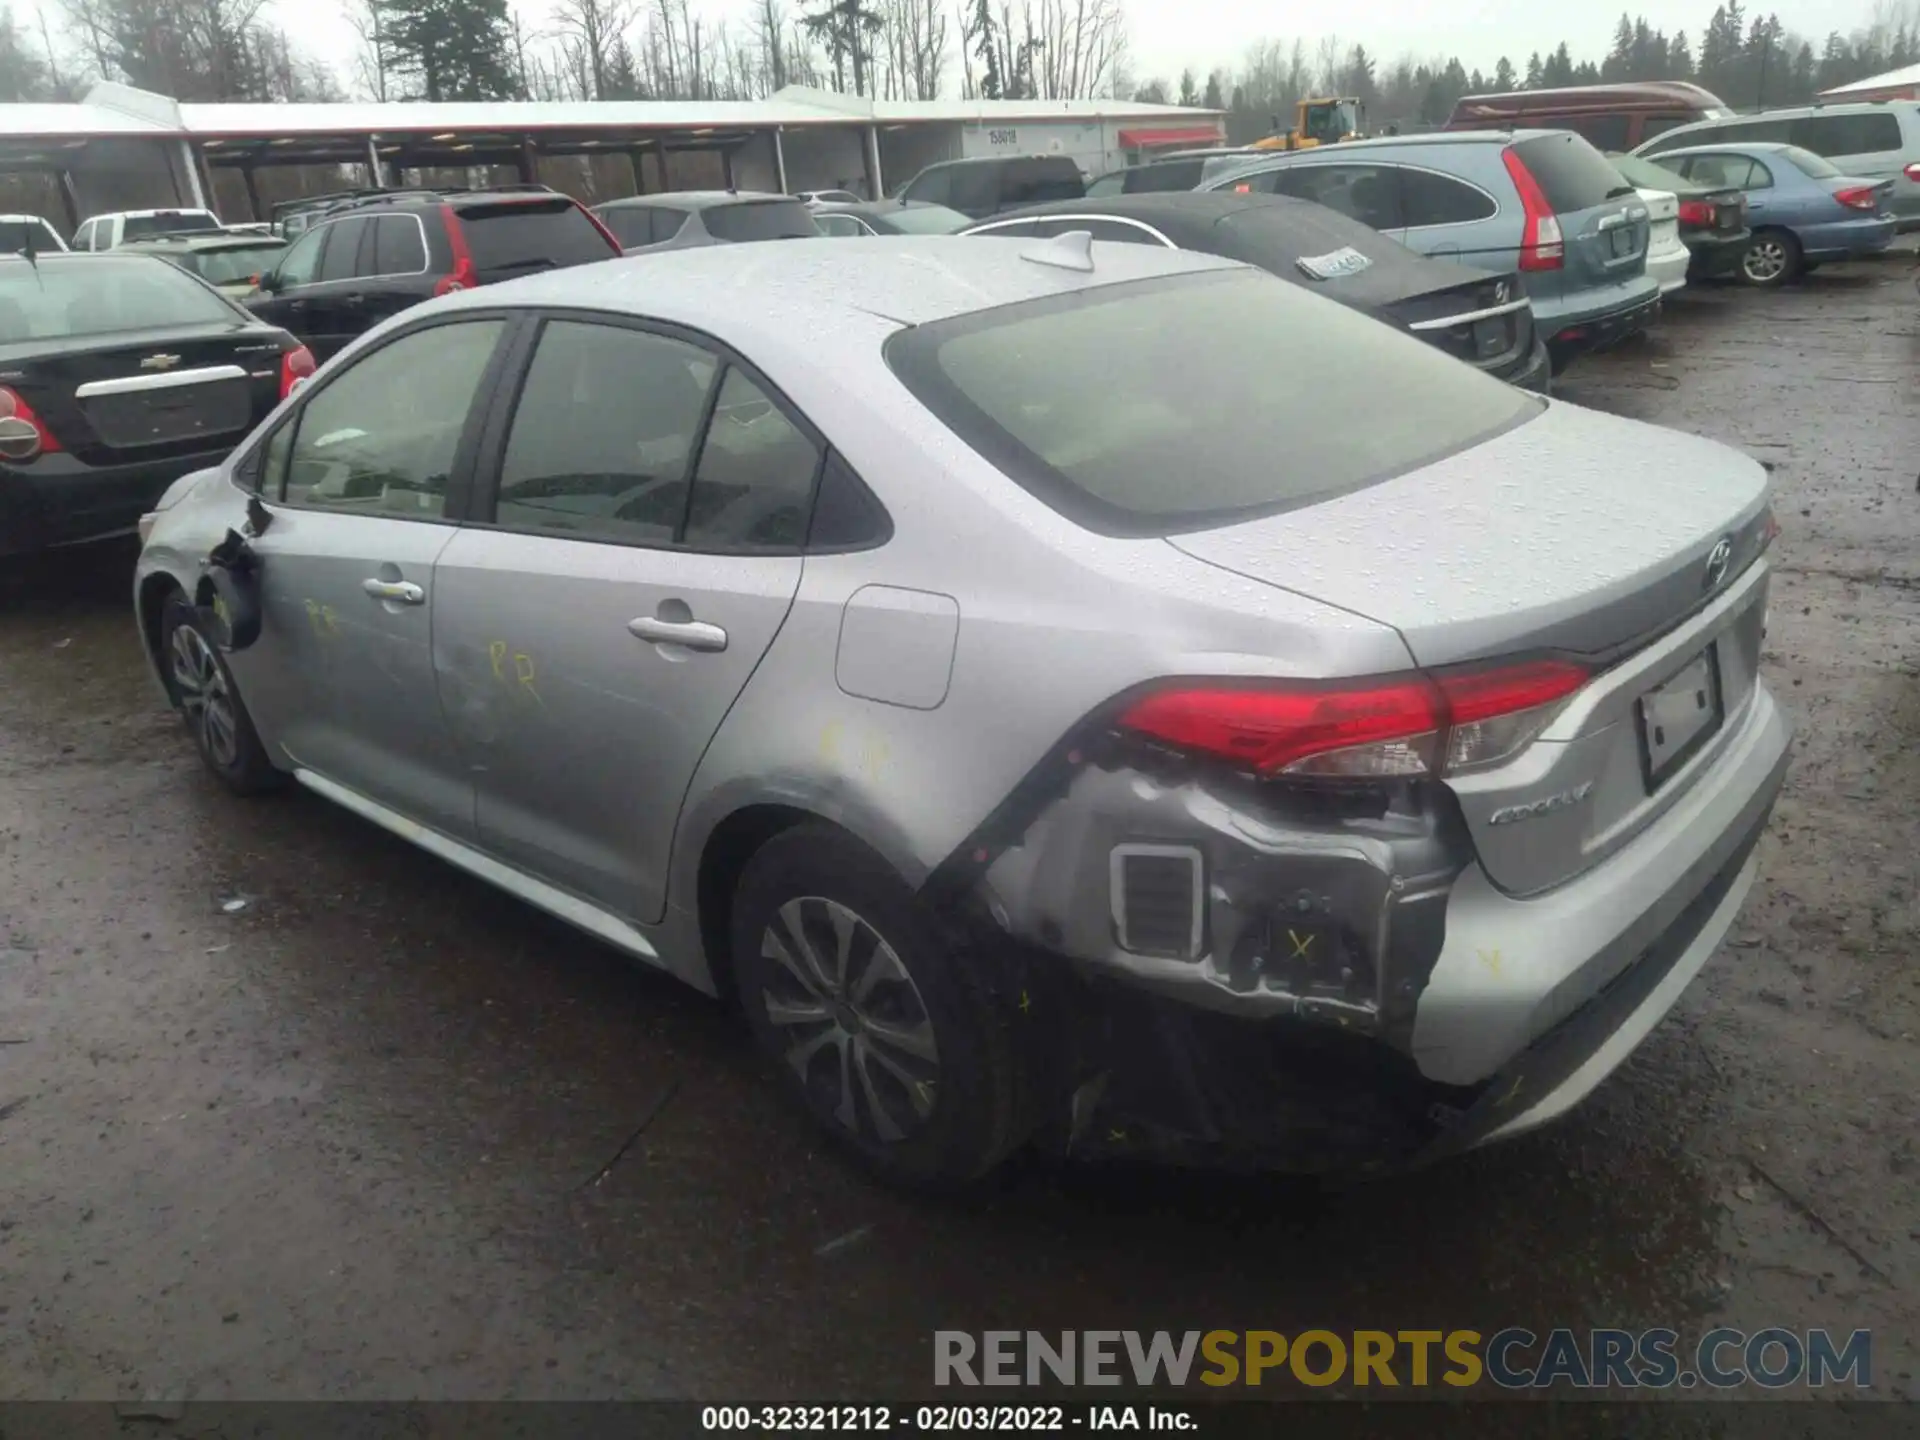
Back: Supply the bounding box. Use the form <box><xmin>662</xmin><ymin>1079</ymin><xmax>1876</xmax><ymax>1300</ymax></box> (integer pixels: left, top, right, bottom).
<box><xmin>963</xmin><ymin>192</ymin><xmax>1551</xmax><ymax>392</ymax></box>
<box><xmin>1609</xmin><ymin>152</ymin><xmax>1751</xmax><ymax>280</ymax></box>
<box><xmin>809</xmin><ymin>199</ymin><xmax>973</xmax><ymax>237</ymax></box>
<box><xmin>0</xmin><ymin>252</ymin><xmax>309</xmax><ymax>559</ymax></box>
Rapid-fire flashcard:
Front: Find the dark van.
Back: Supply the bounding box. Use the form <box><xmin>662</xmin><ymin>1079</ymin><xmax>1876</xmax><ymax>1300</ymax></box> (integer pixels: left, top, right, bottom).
<box><xmin>895</xmin><ymin>155</ymin><xmax>1086</xmax><ymax>220</ymax></box>
<box><xmin>1445</xmin><ymin>81</ymin><xmax>1733</xmax><ymax>153</ymax></box>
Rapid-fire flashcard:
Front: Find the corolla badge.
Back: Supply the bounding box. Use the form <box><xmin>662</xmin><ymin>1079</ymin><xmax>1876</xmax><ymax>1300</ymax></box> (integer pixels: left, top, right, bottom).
<box><xmin>1488</xmin><ymin>781</ymin><xmax>1595</xmax><ymax>827</ymax></box>
<box><xmin>1704</xmin><ymin>536</ymin><xmax>1734</xmax><ymax>591</ymax></box>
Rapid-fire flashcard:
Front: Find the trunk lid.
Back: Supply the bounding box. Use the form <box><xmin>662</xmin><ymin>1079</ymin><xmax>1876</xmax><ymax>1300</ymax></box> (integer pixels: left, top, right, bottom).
<box><xmin>1381</xmin><ymin>270</ymin><xmax>1535</xmax><ymax>372</ymax></box>
<box><xmin>1167</xmin><ymin>400</ymin><xmax>1775</xmax><ymax>894</ymax></box>
<box><xmin>1509</xmin><ymin>132</ymin><xmax>1650</xmax><ymax>298</ymax></box>
<box><xmin>5</xmin><ymin>320</ymin><xmax>287</xmax><ymax>465</ymax></box>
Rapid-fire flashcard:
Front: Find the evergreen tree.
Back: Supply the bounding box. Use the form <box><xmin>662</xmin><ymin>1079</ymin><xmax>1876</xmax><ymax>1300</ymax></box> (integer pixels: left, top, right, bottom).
<box><xmin>1524</xmin><ymin>51</ymin><xmax>1543</xmax><ymax>87</ymax></box>
<box><xmin>1669</xmin><ymin>31</ymin><xmax>1694</xmax><ymax>80</ymax></box>
<box><xmin>1177</xmin><ymin>67</ymin><xmax>1197</xmax><ymax>107</ymax></box>
<box><xmin>1603</xmin><ymin>13</ymin><xmax>1633</xmax><ymax>80</ymax></box>
<box><xmin>1542</xmin><ymin>41</ymin><xmax>1575</xmax><ymax>86</ymax></box>
<box><xmin>1493</xmin><ymin>55</ymin><xmax>1516</xmax><ymax>90</ymax></box>
<box><xmin>969</xmin><ymin>0</ymin><xmax>1003</xmax><ymax>99</ymax></box>
<box><xmin>1202</xmin><ymin>69</ymin><xmax>1224</xmax><ymax>111</ymax></box>
<box><xmin>380</xmin><ymin>0</ymin><xmax>520</xmax><ymax>100</ymax></box>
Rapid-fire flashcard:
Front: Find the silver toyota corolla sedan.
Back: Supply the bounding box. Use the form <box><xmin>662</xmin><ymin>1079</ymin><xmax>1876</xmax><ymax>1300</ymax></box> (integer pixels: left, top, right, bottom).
<box><xmin>134</xmin><ymin>235</ymin><xmax>1790</xmax><ymax>1187</ymax></box>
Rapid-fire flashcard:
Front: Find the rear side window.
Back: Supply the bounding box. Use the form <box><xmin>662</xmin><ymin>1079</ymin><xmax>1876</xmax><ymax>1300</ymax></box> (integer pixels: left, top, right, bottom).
<box><xmin>1789</xmin><ymin>112</ymin><xmax>1901</xmax><ymax>157</ymax></box>
<box><xmin>493</xmin><ymin>320</ymin><xmax>717</xmax><ymax>546</ymax></box>
<box><xmin>318</xmin><ymin>217</ymin><xmax>368</xmax><ymax>281</ymax></box>
<box><xmin>598</xmin><ymin>206</ymin><xmax>657</xmax><ymax>247</ymax></box>
<box><xmin>885</xmin><ymin>269</ymin><xmax>1535</xmax><ymax>537</ymax></box>
<box><xmin>1683</xmin><ymin>154</ymin><xmax>1767</xmax><ymax>190</ymax></box>
<box><xmin>370</xmin><ymin>215</ymin><xmax>427</xmax><ymax>275</ymax></box>
<box><xmin>1401</xmin><ymin>170</ymin><xmax>1498</xmax><ymax>226</ymax></box>
<box><xmin>703</xmin><ymin>200</ymin><xmax>817</xmax><ymax>242</ymax></box>
<box><xmin>1004</xmin><ymin>163</ymin><xmax>1084</xmax><ymax>207</ymax></box>
<box><xmin>1510</xmin><ymin>133</ymin><xmax>1636</xmax><ymax>212</ymax></box>
<box><xmin>1778</xmin><ymin>145</ymin><xmax>1842</xmax><ymax>179</ymax></box>
<box><xmin>1267</xmin><ymin>164</ymin><xmax>1407</xmax><ymax>231</ymax></box>
<box><xmin>683</xmin><ymin>367</ymin><xmax>823</xmax><ymax>550</ymax></box>
<box><xmin>454</xmin><ymin>198</ymin><xmax>619</xmax><ymax>279</ymax></box>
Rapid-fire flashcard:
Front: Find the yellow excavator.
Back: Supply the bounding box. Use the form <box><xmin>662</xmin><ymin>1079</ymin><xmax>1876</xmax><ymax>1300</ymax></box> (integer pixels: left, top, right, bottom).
<box><xmin>1251</xmin><ymin>97</ymin><xmax>1368</xmax><ymax>151</ymax></box>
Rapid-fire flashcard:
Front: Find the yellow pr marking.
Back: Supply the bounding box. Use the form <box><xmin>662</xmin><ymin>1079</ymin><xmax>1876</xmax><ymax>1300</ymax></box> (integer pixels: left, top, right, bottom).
<box><xmin>819</xmin><ymin>719</ymin><xmax>845</xmax><ymax>764</ymax></box>
<box><xmin>513</xmin><ymin>651</ymin><xmax>541</xmax><ymax>705</ymax></box>
<box><xmin>1478</xmin><ymin>947</ymin><xmax>1504</xmax><ymax>977</ymax></box>
<box><xmin>488</xmin><ymin>640</ymin><xmax>507</xmax><ymax>680</ymax></box>
<box><xmin>1286</xmin><ymin>929</ymin><xmax>1315</xmax><ymax>960</ymax></box>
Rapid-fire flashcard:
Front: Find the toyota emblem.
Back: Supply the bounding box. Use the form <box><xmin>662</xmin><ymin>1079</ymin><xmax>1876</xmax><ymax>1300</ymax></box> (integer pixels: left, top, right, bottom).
<box><xmin>1704</xmin><ymin>536</ymin><xmax>1734</xmax><ymax>591</ymax></box>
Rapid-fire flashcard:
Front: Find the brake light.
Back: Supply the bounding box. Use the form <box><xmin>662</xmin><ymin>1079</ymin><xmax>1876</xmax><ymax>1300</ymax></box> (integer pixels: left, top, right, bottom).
<box><xmin>279</xmin><ymin>344</ymin><xmax>315</xmax><ymax>400</ymax></box>
<box><xmin>1761</xmin><ymin>511</ymin><xmax>1781</xmax><ymax>550</ymax></box>
<box><xmin>1501</xmin><ymin>148</ymin><xmax>1564</xmax><ymax>271</ymax></box>
<box><xmin>1676</xmin><ymin>199</ymin><xmax>1714</xmax><ymax>226</ymax></box>
<box><xmin>1905</xmin><ymin>162</ymin><xmax>1920</xmax><ymax>182</ymax></box>
<box><xmin>435</xmin><ymin>208</ymin><xmax>478</xmax><ymax>295</ymax></box>
<box><xmin>1117</xmin><ymin>658</ymin><xmax>1590</xmax><ymax>780</ymax></box>
<box><xmin>0</xmin><ymin>386</ymin><xmax>61</xmax><ymax>460</ymax></box>
<box><xmin>1833</xmin><ymin>185</ymin><xmax>1880</xmax><ymax>212</ymax></box>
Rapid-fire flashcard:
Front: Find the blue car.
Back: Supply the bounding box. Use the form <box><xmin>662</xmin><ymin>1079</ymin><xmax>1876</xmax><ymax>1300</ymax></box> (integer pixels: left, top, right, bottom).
<box><xmin>1644</xmin><ymin>141</ymin><xmax>1896</xmax><ymax>286</ymax></box>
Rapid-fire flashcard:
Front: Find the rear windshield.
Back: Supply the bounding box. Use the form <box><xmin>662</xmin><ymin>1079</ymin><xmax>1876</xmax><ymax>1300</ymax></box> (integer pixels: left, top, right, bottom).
<box><xmin>1512</xmin><ymin>133</ymin><xmax>1638</xmax><ymax>212</ymax></box>
<box><xmin>1124</xmin><ymin>161</ymin><xmax>1207</xmax><ymax>193</ymax></box>
<box><xmin>884</xmin><ymin>204</ymin><xmax>972</xmax><ymax>234</ymax></box>
<box><xmin>885</xmin><ymin>268</ymin><xmax>1536</xmax><ymax>536</ymax></box>
<box><xmin>0</xmin><ymin>256</ymin><xmax>238</xmax><ymax>343</ymax></box>
<box><xmin>454</xmin><ymin>198</ymin><xmax>619</xmax><ymax>277</ymax></box>
<box><xmin>121</xmin><ymin>211</ymin><xmax>222</xmax><ymax>240</ymax></box>
<box><xmin>0</xmin><ymin>221</ymin><xmax>56</xmax><ymax>253</ymax></box>
<box><xmin>184</xmin><ymin>243</ymin><xmax>286</xmax><ymax>284</ymax></box>
<box><xmin>1779</xmin><ymin>145</ymin><xmax>1842</xmax><ymax>179</ymax></box>
<box><xmin>703</xmin><ymin>200</ymin><xmax>818</xmax><ymax>242</ymax></box>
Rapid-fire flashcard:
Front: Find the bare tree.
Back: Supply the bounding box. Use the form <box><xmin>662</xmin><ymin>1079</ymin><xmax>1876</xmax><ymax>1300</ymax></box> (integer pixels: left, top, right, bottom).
<box><xmin>1030</xmin><ymin>0</ymin><xmax>1120</xmax><ymax>99</ymax></box>
<box><xmin>551</xmin><ymin>0</ymin><xmax>637</xmax><ymax>99</ymax></box>
<box><xmin>752</xmin><ymin>0</ymin><xmax>788</xmax><ymax>91</ymax></box>
<box><xmin>348</xmin><ymin>0</ymin><xmax>393</xmax><ymax>100</ymax></box>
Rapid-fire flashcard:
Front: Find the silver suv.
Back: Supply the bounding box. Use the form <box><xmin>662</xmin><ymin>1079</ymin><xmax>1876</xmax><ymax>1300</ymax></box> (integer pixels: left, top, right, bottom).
<box><xmin>1635</xmin><ymin>101</ymin><xmax>1920</xmax><ymax>230</ymax></box>
<box><xmin>135</xmin><ymin>238</ymin><xmax>1788</xmax><ymax>1186</ymax></box>
<box><xmin>1203</xmin><ymin>130</ymin><xmax>1660</xmax><ymax>373</ymax></box>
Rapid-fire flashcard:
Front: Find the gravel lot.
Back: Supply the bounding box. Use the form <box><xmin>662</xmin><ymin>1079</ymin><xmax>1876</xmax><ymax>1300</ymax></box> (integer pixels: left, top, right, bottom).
<box><xmin>1</xmin><ymin>254</ymin><xmax>1916</xmax><ymax>1412</ymax></box>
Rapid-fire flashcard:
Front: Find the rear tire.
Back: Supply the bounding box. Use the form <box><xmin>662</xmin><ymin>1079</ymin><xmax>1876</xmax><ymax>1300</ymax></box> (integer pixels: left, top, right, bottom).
<box><xmin>730</xmin><ymin>824</ymin><xmax>1027</xmax><ymax>1190</ymax></box>
<box><xmin>1740</xmin><ymin>229</ymin><xmax>1802</xmax><ymax>287</ymax></box>
<box><xmin>158</xmin><ymin>595</ymin><xmax>283</xmax><ymax>795</ymax></box>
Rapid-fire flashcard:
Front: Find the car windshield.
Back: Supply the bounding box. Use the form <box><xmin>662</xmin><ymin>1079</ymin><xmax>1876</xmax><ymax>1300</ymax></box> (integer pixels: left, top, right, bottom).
<box><xmin>183</xmin><ymin>243</ymin><xmax>286</xmax><ymax>284</ymax></box>
<box><xmin>886</xmin><ymin>268</ymin><xmax>1536</xmax><ymax>536</ymax></box>
<box><xmin>1779</xmin><ymin>145</ymin><xmax>1842</xmax><ymax>179</ymax></box>
<box><xmin>454</xmin><ymin>197</ymin><xmax>619</xmax><ymax>277</ymax></box>
<box><xmin>704</xmin><ymin>200</ymin><xmax>819</xmax><ymax>242</ymax></box>
<box><xmin>121</xmin><ymin>211</ymin><xmax>222</xmax><ymax>240</ymax></box>
<box><xmin>0</xmin><ymin>256</ymin><xmax>239</xmax><ymax>342</ymax></box>
<box><xmin>883</xmin><ymin>204</ymin><xmax>972</xmax><ymax>234</ymax></box>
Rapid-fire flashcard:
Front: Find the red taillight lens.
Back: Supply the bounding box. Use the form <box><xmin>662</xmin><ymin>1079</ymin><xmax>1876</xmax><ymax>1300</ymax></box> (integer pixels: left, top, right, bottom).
<box><xmin>0</xmin><ymin>385</ymin><xmax>62</xmax><ymax>460</ymax></box>
<box><xmin>1118</xmin><ymin>659</ymin><xmax>1590</xmax><ymax>781</ymax></box>
<box><xmin>1762</xmin><ymin>511</ymin><xmax>1781</xmax><ymax>550</ymax></box>
<box><xmin>1834</xmin><ymin>185</ymin><xmax>1879</xmax><ymax>212</ymax></box>
<box><xmin>1501</xmin><ymin>148</ymin><xmax>1564</xmax><ymax>271</ymax></box>
<box><xmin>1676</xmin><ymin>199</ymin><xmax>1713</xmax><ymax>226</ymax></box>
<box><xmin>279</xmin><ymin>344</ymin><xmax>315</xmax><ymax>399</ymax></box>
<box><xmin>1905</xmin><ymin>162</ymin><xmax>1920</xmax><ymax>182</ymax></box>
<box><xmin>435</xmin><ymin>207</ymin><xmax>478</xmax><ymax>296</ymax></box>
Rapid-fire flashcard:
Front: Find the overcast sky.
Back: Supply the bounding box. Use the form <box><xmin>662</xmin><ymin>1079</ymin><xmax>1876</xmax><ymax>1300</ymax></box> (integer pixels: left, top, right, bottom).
<box><xmin>26</xmin><ymin>0</ymin><xmax>1894</xmax><ymax>99</ymax></box>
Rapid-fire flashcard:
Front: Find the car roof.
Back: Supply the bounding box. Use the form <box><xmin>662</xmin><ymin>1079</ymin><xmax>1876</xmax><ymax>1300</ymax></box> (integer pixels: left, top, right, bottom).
<box><xmin>812</xmin><ymin>199</ymin><xmax>953</xmax><ymax>218</ymax></box>
<box><xmin>433</xmin><ymin>233</ymin><xmax>1241</xmax><ymax>337</ymax></box>
<box><xmin>598</xmin><ymin>190</ymin><xmax>792</xmax><ymax>211</ymax></box>
<box><xmin>1647</xmin><ymin>141</ymin><xmax>1797</xmax><ymax>156</ymax></box>
<box><xmin>0</xmin><ymin>214</ymin><xmax>56</xmax><ymax>224</ymax></box>
<box><xmin>128</xmin><ymin>232</ymin><xmax>284</xmax><ymax>250</ymax></box>
<box><xmin>91</xmin><ymin>208</ymin><xmax>217</xmax><ymax>219</ymax></box>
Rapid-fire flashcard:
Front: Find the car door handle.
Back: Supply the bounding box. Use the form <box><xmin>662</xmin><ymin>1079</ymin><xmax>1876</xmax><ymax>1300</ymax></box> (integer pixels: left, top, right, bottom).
<box><xmin>627</xmin><ymin>616</ymin><xmax>728</xmax><ymax>652</ymax></box>
<box><xmin>362</xmin><ymin>578</ymin><xmax>425</xmax><ymax>604</ymax></box>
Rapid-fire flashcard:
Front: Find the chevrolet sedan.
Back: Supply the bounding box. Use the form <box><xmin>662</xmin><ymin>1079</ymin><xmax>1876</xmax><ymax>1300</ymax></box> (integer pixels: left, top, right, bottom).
<box><xmin>134</xmin><ymin>237</ymin><xmax>1790</xmax><ymax>1187</ymax></box>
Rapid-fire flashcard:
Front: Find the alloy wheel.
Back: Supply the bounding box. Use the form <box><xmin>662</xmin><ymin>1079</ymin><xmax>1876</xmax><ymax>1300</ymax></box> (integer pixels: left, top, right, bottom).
<box><xmin>168</xmin><ymin>622</ymin><xmax>239</xmax><ymax>770</ymax></box>
<box><xmin>759</xmin><ymin>896</ymin><xmax>940</xmax><ymax>1144</ymax></box>
<box><xmin>1743</xmin><ymin>239</ymin><xmax>1788</xmax><ymax>283</ymax></box>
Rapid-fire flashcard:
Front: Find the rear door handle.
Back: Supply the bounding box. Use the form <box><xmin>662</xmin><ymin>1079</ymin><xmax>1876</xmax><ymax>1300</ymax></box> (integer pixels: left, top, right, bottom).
<box><xmin>362</xmin><ymin>578</ymin><xmax>425</xmax><ymax>604</ymax></box>
<box><xmin>628</xmin><ymin>616</ymin><xmax>728</xmax><ymax>652</ymax></box>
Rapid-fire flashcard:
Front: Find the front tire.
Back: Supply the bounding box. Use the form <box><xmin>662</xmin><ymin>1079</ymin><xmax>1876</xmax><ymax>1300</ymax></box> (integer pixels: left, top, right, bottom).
<box><xmin>1740</xmin><ymin>229</ymin><xmax>1802</xmax><ymax>287</ymax></box>
<box><xmin>158</xmin><ymin>595</ymin><xmax>282</xmax><ymax>795</ymax></box>
<box><xmin>730</xmin><ymin>825</ymin><xmax>1027</xmax><ymax>1189</ymax></box>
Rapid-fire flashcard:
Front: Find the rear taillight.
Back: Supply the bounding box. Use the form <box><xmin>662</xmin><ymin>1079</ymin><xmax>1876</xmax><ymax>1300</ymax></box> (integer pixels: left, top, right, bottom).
<box><xmin>1761</xmin><ymin>511</ymin><xmax>1781</xmax><ymax>551</ymax></box>
<box><xmin>435</xmin><ymin>207</ymin><xmax>478</xmax><ymax>295</ymax></box>
<box><xmin>1676</xmin><ymin>199</ymin><xmax>1713</xmax><ymax>227</ymax></box>
<box><xmin>1834</xmin><ymin>185</ymin><xmax>1880</xmax><ymax>212</ymax></box>
<box><xmin>1117</xmin><ymin>658</ymin><xmax>1590</xmax><ymax>781</ymax></box>
<box><xmin>1905</xmin><ymin>162</ymin><xmax>1920</xmax><ymax>182</ymax></box>
<box><xmin>279</xmin><ymin>345</ymin><xmax>315</xmax><ymax>400</ymax></box>
<box><xmin>0</xmin><ymin>386</ymin><xmax>61</xmax><ymax>461</ymax></box>
<box><xmin>1500</xmin><ymin>148</ymin><xmax>1564</xmax><ymax>271</ymax></box>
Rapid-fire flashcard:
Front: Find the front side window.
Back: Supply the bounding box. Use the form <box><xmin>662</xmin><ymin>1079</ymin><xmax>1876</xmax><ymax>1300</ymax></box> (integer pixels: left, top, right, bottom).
<box><xmin>885</xmin><ymin>268</ymin><xmax>1535</xmax><ymax>537</ymax></box>
<box><xmin>683</xmin><ymin>368</ymin><xmax>822</xmax><ymax>550</ymax></box>
<box><xmin>492</xmin><ymin>320</ymin><xmax>717</xmax><ymax>545</ymax></box>
<box><xmin>280</xmin><ymin>319</ymin><xmax>505</xmax><ymax>517</ymax></box>
<box><xmin>902</xmin><ymin>167</ymin><xmax>952</xmax><ymax>207</ymax></box>
<box><xmin>1268</xmin><ymin>164</ymin><xmax>1408</xmax><ymax>231</ymax></box>
<box><xmin>274</xmin><ymin>225</ymin><xmax>328</xmax><ymax>288</ymax></box>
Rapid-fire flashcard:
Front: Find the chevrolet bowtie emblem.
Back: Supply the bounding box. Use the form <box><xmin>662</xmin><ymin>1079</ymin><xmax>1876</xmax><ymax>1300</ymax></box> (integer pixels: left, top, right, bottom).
<box><xmin>140</xmin><ymin>353</ymin><xmax>182</xmax><ymax>371</ymax></box>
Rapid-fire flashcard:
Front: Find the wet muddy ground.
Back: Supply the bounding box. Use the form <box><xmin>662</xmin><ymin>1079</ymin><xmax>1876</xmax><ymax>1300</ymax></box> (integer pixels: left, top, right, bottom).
<box><xmin>2</xmin><ymin>257</ymin><xmax>1917</xmax><ymax>1411</ymax></box>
